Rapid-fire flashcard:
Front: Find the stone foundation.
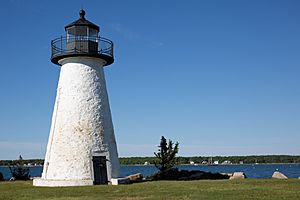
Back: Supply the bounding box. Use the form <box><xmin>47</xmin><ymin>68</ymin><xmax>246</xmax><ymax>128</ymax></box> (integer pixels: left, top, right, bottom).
<box><xmin>33</xmin><ymin>177</ymin><xmax>94</xmax><ymax>187</ymax></box>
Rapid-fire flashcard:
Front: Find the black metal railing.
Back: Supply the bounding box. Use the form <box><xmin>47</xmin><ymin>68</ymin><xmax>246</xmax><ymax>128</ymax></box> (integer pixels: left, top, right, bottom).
<box><xmin>51</xmin><ymin>36</ymin><xmax>114</xmax><ymax>63</ymax></box>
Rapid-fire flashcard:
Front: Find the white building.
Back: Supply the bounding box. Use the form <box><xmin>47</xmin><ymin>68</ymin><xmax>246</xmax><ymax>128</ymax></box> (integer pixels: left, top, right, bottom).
<box><xmin>33</xmin><ymin>10</ymin><xmax>120</xmax><ymax>187</ymax></box>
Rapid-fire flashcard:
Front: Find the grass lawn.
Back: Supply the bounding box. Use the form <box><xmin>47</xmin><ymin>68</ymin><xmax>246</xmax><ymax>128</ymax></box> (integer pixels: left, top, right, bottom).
<box><xmin>0</xmin><ymin>179</ymin><xmax>300</xmax><ymax>200</ymax></box>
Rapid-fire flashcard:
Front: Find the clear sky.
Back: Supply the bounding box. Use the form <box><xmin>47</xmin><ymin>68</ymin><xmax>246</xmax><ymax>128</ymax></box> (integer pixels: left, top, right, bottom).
<box><xmin>0</xmin><ymin>0</ymin><xmax>299</xmax><ymax>159</ymax></box>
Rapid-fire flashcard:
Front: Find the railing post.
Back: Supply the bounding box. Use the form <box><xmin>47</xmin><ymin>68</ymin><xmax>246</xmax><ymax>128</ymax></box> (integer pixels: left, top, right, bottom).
<box><xmin>98</xmin><ymin>37</ymin><xmax>101</xmax><ymax>53</ymax></box>
<box><xmin>60</xmin><ymin>36</ymin><xmax>63</xmax><ymax>54</ymax></box>
<box><xmin>111</xmin><ymin>42</ymin><xmax>114</xmax><ymax>57</ymax></box>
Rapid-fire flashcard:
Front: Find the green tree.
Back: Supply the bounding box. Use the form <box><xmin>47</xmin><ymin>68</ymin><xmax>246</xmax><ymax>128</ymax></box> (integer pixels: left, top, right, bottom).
<box><xmin>8</xmin><ymin>155</ymin><xmax>30</xmax><ymax>180</ymax></box>
<box><xmin>154</xmin><ymin>136</ymin><xmax>179</xmax><ymax>177</ymax></box>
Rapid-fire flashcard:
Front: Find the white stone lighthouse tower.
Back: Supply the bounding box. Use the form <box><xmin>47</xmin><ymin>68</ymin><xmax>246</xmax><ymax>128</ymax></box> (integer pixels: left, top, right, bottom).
<box><xmin>33</xmin><ymin>10</ymin><xmax>120</xmax><ymax>186</ymax></box>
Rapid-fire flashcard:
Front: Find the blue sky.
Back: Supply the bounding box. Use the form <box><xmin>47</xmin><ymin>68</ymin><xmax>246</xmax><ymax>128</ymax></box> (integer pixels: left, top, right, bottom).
<box><xmin>0</xmin><ymin>0</ymin><xmax>299</xmax><ymax>159</ymax></box>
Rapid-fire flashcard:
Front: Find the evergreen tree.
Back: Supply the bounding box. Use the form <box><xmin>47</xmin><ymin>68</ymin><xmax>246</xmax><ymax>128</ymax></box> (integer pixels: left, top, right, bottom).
<box><xmin>8</xmin><ymin>155</ymin><xmax>30</xmax><ymax>180</ymax></box>
<box><xmin>154</xmin><ymin>136</ymin><xmax>179</xmax><ymax>177</ymax></box>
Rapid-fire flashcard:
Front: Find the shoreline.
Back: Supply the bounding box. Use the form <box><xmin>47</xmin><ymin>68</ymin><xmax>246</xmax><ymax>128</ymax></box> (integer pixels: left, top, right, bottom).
<box><xmin>121</xmin><ymin>163</ymin><xmax>300</xmax><ymax>166</ymax></box>
<box><xmin>2</xmin><ymin>163</ymin><xmax>299</xmax><ymax>167</ymax></box>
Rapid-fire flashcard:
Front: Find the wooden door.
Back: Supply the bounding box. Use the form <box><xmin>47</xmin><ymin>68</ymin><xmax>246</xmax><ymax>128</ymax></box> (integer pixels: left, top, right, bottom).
<box><xmin>92</xmin><ymin>156</ymin><xmax>108</xmax><ymax>184</ymax></box>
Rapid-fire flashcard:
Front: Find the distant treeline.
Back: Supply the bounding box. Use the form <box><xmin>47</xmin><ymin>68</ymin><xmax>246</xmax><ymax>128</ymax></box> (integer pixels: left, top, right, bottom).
<box><xmin>119</xmin><ymin>155</ymin><xmax>300</xmax><ymax>165</ymax></box>
<box><xmin>0</xmin><ymin>159</ymin><xmax>44</xmax><ymax>166</ymax></box>
<box><xmin>0</xmin><ymin>155</ymin><xmax>299</xmax><ymax>166</ymax></box>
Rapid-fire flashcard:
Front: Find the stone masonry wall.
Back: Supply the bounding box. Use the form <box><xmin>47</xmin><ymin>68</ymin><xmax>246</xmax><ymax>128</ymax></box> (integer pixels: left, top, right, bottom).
<box><xmin>41</xmin><ymin>57</ymin><xmax>120</xmax><ymax>183</ymax></box>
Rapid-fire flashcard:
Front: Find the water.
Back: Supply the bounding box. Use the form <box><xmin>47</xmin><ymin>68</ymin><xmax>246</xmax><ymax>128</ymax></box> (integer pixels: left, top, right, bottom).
<box><xmin>1</xmin><ymin>164</ymin><xmax>300</xmax><ymax>180</ymax></box>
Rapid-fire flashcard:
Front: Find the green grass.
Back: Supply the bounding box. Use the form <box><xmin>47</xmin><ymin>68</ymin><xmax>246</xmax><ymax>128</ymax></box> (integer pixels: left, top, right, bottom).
<box><xmin>0</xmin><ymin>179</ymin><xmax>300</xmax><ymax>200</ymax></box>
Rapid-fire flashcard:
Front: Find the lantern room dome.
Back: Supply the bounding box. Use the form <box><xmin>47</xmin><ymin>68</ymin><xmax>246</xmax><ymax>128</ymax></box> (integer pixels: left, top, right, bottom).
<box><xmin>65</xmin><ymin>9</ymin><xmax>99</xmax><ymax>32</ymax></box>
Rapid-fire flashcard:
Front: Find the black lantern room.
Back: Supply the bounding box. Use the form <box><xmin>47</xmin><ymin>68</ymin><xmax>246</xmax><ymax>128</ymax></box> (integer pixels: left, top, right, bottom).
<box><xmin>51</xmin><ymin>10</ymin><xmax>114</xmax><ymax>66</ymax></box>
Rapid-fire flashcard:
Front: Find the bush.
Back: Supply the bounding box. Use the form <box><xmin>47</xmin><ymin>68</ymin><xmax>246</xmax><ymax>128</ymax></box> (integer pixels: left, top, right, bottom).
<box><xmin>0</xmin><ymin>172</ymin><xmax>4</xmax><ymax>181</ymax></box>
<box><xmin>149</xmin><ymin>168</ymin><xmax>229</xmax><ymax>181</ymax></box>
<box><xmin>9</xmin><ymin>165</ymin><xmax>30</xmax><ymax>180</ymax></box>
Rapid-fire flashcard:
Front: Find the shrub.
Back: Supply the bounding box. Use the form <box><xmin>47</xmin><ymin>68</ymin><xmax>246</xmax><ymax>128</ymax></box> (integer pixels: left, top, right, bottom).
<box><xmin>9</xmin><ymin>165</ymin><xmax>30</xmax><ymax>180</ymax></box>
<box><xmin>0</xmin><ymin>172</ymin><xmax>4</xmax><ymax>181</ymax></box>
<box><xmin>150</xmin><ymin>168</ymin><xmax>229</xmax><ymax>181</ymax></box>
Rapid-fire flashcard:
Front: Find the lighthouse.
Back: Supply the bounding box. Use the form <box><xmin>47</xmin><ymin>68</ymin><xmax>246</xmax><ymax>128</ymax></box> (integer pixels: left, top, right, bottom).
<box><xmin>33</xmin><ymin>10</ymin><xmax>120</xmax><ymax>186</ymax></box>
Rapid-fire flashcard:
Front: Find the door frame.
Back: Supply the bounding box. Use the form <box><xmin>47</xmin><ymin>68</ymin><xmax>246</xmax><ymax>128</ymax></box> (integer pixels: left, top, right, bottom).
<box><xmin>91</xmin><ymin>152</ymin><xmax>110</xmax><ymax>184</ymax></box>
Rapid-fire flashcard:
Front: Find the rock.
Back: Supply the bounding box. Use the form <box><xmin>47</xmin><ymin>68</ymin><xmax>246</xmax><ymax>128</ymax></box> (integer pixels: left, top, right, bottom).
<box><xmin>272</xmin><ymin>171</ymin><xmax>288</xmax><ymax>179</ymax></box>
<box><xmin>229</xmin><ymin>172</ymin><xmax>247</xmax><ymax>180</ymax></box>
<box><xmin>111</xmin><ymin>177</ymin><xmax>131</xmax><ymax>185</ymax></box>
<box><xmin>127</xmin><ymin>173</ymin><xmax>143</xmax><ymax>182</ymax></box>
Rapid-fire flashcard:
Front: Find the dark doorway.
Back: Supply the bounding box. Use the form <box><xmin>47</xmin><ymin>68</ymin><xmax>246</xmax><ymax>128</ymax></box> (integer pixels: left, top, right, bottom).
<box><xmin>92</xmin><ymin>156</ymin><xmax>108</xmax><ymax>185</ymax></box>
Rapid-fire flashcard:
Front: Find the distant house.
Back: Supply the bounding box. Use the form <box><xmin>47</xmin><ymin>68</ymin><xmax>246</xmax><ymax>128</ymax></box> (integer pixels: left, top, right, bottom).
<box><xmin>222</xmin><ymin>160</ymin><xmax>232</xmax><ymax>165</ymax></box>
<box><xmin>144</xmin><ymin>162</ymin><xmax>150</xmax><ymax>165</ymax></box>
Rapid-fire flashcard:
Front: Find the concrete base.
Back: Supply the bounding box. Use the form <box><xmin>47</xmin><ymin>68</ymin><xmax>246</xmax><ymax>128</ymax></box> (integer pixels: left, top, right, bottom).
<box><xmin>33</xmin><ymin>177</ymin><xmax>94</xmax><ymax>187</ymax></box>
<box><xmin>111</xmin><ymin>177</ymin><xmax>130</xmax><ymax>185</ymax></box>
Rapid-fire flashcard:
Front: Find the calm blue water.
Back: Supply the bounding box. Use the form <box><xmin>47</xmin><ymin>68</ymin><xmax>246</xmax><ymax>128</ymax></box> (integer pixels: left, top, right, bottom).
<box><xmin>1</xmin><ymin>164</ymin><xmax>300</xmax><ymax>180</ymax></box>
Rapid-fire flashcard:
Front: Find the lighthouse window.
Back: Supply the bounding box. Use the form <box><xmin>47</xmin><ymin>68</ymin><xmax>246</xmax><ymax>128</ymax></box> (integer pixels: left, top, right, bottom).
<box><xmin>89</xmin><ymin>29</ymin><xmax>98</xmax><ymax>37</ymax></box>
<box><xmin>75</xmin><ymin>26</ymin><xmax>87</xmax><ymax>36</ymax></box>
<box><xmin>66</xmin><ymin>27</ymin><xmax>76</xmax><ymax>36</ymax></box>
